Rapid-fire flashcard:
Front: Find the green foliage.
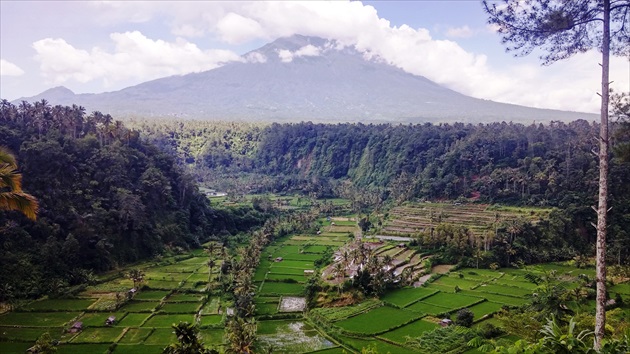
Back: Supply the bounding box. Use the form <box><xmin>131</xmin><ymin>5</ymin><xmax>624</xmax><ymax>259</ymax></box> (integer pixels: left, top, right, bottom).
<box><xmin>0</xmin><ymin>101</ymin><xmax>272</xmax><ymax>301</ymax></box>
<box><xmin>455</xmin><ymin>308</ymin><xmax>475</xmax><ymax>327</ymax></box>
<box><xmin>162</xmin><ymin>321</ymin><xmax>218</xmax><ymax>354</ymax></box>
<box><xmin>31</xmin><ymin>332</ymin><xmax>58</xmax><ymax>354</ymax></box>
<box><xmin>406</xmin><ymin>325</ymin><xmax>477</xmax><ymax>353</ymax></box>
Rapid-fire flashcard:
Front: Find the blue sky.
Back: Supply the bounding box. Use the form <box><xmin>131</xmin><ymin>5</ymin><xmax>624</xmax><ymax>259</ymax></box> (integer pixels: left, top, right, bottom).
<box><xmin>1</xmin><ymin>1</ymin><xmax>628</xmax><ymax>113</ymax></box>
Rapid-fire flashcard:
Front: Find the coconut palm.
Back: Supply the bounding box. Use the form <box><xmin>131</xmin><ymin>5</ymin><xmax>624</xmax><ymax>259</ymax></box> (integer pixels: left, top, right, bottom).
<box><xmin>127</xmin><ymin>269</ymin><xmax>145</xmax><ymax>289</ymax></box>
<box><xmin>0</xmin><ymin>147</ymin><xmax>38</xmax><ymax>220</ymax></box>
<box><xmin>163</xmin><ymin>321</ymin><xmax>217</xmax><ymax>354</ymax></box>
<box><xmin>225</xmin><ymin>317</ymin><xmax>256</xmax><ymax>354</ymax></box>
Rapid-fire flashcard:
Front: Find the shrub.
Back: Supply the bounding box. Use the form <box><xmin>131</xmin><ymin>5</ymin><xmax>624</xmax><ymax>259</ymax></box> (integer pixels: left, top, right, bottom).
<box><xmin>455</xmin><ymin>308</ymin><xmax>474</xmax><ymax>328</ymax></box>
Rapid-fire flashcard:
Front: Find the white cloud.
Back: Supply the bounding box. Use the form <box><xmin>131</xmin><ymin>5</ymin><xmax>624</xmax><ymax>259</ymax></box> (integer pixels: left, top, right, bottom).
<box><xmin>295</xmin><ymin>44</ymin><xmax>321</xmax><ymax>57</ymax></box>
<box><xmin>277</xmin><ymin>49</ymin><xmax>293</xmax><ymax>63</ymax></box>
<box><xmin>22</xmin><ymin>1</ymin><xmax>630</xmax><ymax>112</ymax></box>
<box><xmin>1</xmin><ymin>59</ymin><xmax>25</xmax><ymax>76</ymax></box>
<box><xmin>277</xmin><ymin>44</ymin><xmax>322</xmax><ymax>63</ymax></box>
<box><xmin>32</xmin><ymin>31</ymin><xmax>242</xmax><ymax>86</ymax></box>
<box><xmin>245</xmin><ymin>51</ymin><xmax>267</xmax><ymax>63</ymax></box>
<box><xmin>445</xmin><ymin>25</ymin><xmax>474</xmax><ymax>38</ymax></box>
<box><xmin>216</xmin><ymin>12</ymin><xmax>263</xmax><ymax>44</ymax></box>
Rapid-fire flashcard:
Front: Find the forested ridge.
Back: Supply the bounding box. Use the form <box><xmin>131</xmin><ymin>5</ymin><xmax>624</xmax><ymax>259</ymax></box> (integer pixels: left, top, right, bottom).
<box><xmin>2</xmin><ymin>100</ymin><xmax>629</xmax><ymax>301</ymax></box>
<box><xmin>134</xmin><ymin>118</ymin><xmax>630</xmax><ymax>266</ymax></box>
<box><xmin>0</xmin><ymin>100</ymin><xmax>273</xmax><ymax>301</ymax></box>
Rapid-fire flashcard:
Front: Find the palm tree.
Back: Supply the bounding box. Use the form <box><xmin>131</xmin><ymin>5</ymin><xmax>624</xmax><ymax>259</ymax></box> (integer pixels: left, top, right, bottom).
<box><xmin>225</xmin><ymin>317</ymin><xmax>256</xmax><ymax>354</ymax></box>
<box><xmin>163</xmin><ymin>321</ymin><xmax>217</xmax><ymax>354</ymax></box>
<box><xmin>127</xmin><ymin>269</ymin><xmax>145</xmax><ymax>289</ymax></box>
<box><xmin>0</xmin><ymin>147</ymin><xmax>38</xmax><ymax>220</ymax></box>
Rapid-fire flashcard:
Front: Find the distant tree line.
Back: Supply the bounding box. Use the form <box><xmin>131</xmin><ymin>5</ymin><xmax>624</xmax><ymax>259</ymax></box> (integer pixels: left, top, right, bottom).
<box><xmin>135</xmin><ymin>118</ymin><xmax>630</xmax><ymax>265</ymax></box>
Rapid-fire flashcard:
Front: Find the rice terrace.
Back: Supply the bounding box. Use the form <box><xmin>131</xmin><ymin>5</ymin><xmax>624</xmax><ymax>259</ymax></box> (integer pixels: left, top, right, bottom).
<box><xmin>1</xmin><ymin>1</ymin><xmax>630</xmax><ymax>351</ymax></box>
<box><xmin>1</xmin><ymin>195</ymin><xmax>628</xmax><ymax>353</ymax></box>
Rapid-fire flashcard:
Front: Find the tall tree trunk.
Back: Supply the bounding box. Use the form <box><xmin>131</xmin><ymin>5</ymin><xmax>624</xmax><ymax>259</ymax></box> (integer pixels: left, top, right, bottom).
<box><xmin>594</xmin><ymin>0</ymin><xmax>610</xmax><ymax>349</ymax></box>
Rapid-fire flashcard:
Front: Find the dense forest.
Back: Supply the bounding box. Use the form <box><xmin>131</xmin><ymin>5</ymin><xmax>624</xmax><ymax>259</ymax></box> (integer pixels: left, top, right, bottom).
<box><xmin>2</xmin><ymin>99</ymin><xmax>629</xmax><ymax>301</ymax></box>
<box><xmin>0</xmin><ymin>100</ymin><xmax>273</xmax><ymax>301</ymax></box>
<box><xmin>131</xmin><ymin>116</ymin><xmax>630</xmax><ymax>266</ymax></box>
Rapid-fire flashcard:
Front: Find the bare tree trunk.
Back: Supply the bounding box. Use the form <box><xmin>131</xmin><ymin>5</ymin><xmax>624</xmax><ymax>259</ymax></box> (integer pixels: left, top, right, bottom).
<box><xmin>594</xmin><ymin>0</ymin><xmax>610</xmax><ymax>349</ymax></box>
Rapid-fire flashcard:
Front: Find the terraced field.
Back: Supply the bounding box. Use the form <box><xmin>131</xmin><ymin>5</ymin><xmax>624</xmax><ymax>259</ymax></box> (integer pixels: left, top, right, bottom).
<box><xmin>380</xmin><ymin>202</ymin><xmax>552</xmax><ymax>239</ymax></box>
<box><xmin>0</xmin><ymin>245</ymin><xmax>226</xmax><ymax>354</ymax></box>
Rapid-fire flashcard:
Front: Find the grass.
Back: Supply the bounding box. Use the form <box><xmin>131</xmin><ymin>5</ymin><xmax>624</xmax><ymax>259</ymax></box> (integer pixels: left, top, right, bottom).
<box><xmin>144</xmin><ymin>272</ymin><xmax>189</xmax><ymax>281</ymax></box>
<box><xmin>381</xmin><ymin>287</ymin><xmax>439</xmax><ymax>308</ymax></box>
<box><xmin>432</xmin><ymin>276</ymin><xmax>480</xmax><ymax>289</ymax></box>
<box><xmin>150</xmin><ymin>265</ymin><xmax>201</xmax><ymax>273</ymax></box>
<box><xmin>266</xmin><ymin>274</ymin><xmax>306</xmax><ymax>282</ymax></box>
<box><xmin>134</xmin><ymin>291</ymin><xmax>170</xmax><ymax>301</ymax></box>
<box><xmin>421</xmin><ymin>293</ymin><xmax>484</xmax><ymax>310</ymax></box>
<box><xmin>159</xmin><ymin>302</ymin><xmax>201</xmax><ymax>313</ymax></box>
<box><xmin>84</xmin><ymin>279</ymin><xmax>134</xmax><ymax>293</ymax></box>
<box><xmin>303</xmin><ymin>245</ymin><xmax>329</xmax><ymax>253</ymax></box>
<box><xmin>118</xmin><ymin>328</ymin><xmax>153</xmax><ymax>343</ymax></box>
<box><xmin>120</xmin><ymin>301</ymin><xmax>161</xmax><ymax>313</ymax></box>
<box><xmin>144</xmin><ymin>280</ymin><xmax>182</xmax><ymax>290</ymax></box>
<box><xmin>468</xmin><ymin>301</ymin><xmax>504</xmax><ymax>320</ymax></box>
<box><xmin>335</xmin><ymin>306</ymin><xmax>419</xmax><ymax>334</ymax></box>
<box><xmin>268</xmin><ymin>267</ymin><xmax>308</xmax><ymax>276</ymax></box>
<box><xmin>253</xmin><ymin>267</ymin><xmax>268</xmax><ymax>282</ymax></box>
<box><xmin>200</xmin><ymin>298</ymin><xmax>220</xmax><ymax>315</ymax></box>
<box><xmin>405</xmin><ymin>301</ymin><xmax>449</xmax><ymax>315</ymax></box>
<box><xmin>338</xmin><ymin>335</ymin><xmax>417</xmax><ymax>354</ymax></box>
<box><xmin>0</xmin><ymin>327</ymin><xmax>66</xmax><ymax>341</ymax></box>
<box><xmin>270</xmin><ymin>260</ymin><xmax>315</xmax><ymax>269</ymax></box>
<box><xmin>305</xmin><ymin>347</ymin><xmax>347</xmax><ymax>354</ymax></box>
<box><xmin>0</xmin><ymin>311</ymin><xmax>81</xmax><ymax>327</ymax></box>
<box><xmin>0</xmin><ymin>342</ymin><xmax>32</xmax><ymax>354</ymax></box>
<box><xmin>256</xmin><ymin>303</ymin><xmax>279</xmax><ymax>315</ymax></box>
<box><xmin>142</xmin><ymin>314</ymin><xmax>195</xmax><ymax>328</ymax></box>
<box><xmin>20</xmin><ymin>299</ymin><xmax>96</xmax><ymax>312</ymax></box>
<box><xmin>71</xmin><ymin>327</ymin><xmax>124</xmax><ymax>343</ymax></box>
<box><xmin>378</xmin><ymin>319</ymin><xmax>439</xmax><ymax>344</ymax></box>
<box><xmin>186</xmin><ymin>273</ymin><xmax>211</xmax><ymax>283</ymax></box>
<box><xmin>259</xmin><ymin>282</ymin><xmax>304</xmax><ymax>295</ymax></box>
<box><xmin>311</xmin><ymin>299</ymin><xmax>382</xmax><ymax>322</ymax></box>
<box><xmin>113</xmin><ymin>344</ymin><xmax>164</xmax><ymax>354</ymax></box>
<box><xmin>474</xmin><ymin>284</ymin><xmax>530</xmax><ymax>298</ymax></box>
<box><xmin>114</xmin><ymin>313</ymin><xmax>151</xmax><ymax>327</ymax></box>
<box><xmin>610</xmin><ymin>282</ymin><xmax>630</xmax><ymax>295</ymax></box>
<box><xmin>280</xmin><ymin>253</ymin><xmax>322</xmax><ymax>262</ymax></box>
<box><xmin>143</xmin><ymin>328</ymin><xmax>176</xmax><ymax>345</ymax></box>
<box><xmin>199</xmin><ymin>329</ymin><xmax>225</xmax><ymax>344</ymax></box>
<box><xmin>166</xmin><ymin>293</ymin><xmax>204</xmax><ymax>302</ymax></box>
<box><xmin>459</xmin><ymin>290</ymin><xmax>529</xmax><ymax>306</ymax></box>
<box><xmin>199</xmin><ymin>315</ymin><xmax>223</xmax><ymax>326</ymax></box>
<box><xmin>78</xmin><ymin>312</ymin><xmax>126</xmax><ymax>327</ymax></box>
<box><xmin>56</xmin><ymin>344</ymin><xmax>111</xmax><ymax>354</ymax></box>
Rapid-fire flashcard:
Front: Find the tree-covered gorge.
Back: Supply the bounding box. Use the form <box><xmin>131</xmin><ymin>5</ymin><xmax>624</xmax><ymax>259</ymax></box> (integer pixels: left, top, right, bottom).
<box><xmin>0</xmin><ymin>100</ymin><xmax>271</xmax><ymax>300</ymax></box>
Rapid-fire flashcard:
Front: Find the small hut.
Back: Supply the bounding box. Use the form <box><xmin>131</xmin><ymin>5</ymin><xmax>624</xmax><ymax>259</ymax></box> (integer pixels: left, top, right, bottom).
<box><xmin>105</xmin><ymin>316</ymin><xmax>116</xmax><ymax>326</ymax></box>
<box><xmin>304</xmin><ymin>270</ymin><xmax>315</xmax><ymax>276</ymax></box>
<box><xmin>69</xmin><ymin>321</ymin><xmax>83</xmax><ymax>333</ymax></box>
<box><xmin>439</xmin><ymin>318</ymin><xmax>453</xmax><ymax>327</ymax></box>
<box><xmin>275</xmin><ymin>257</ymin><xmax>283</xmax><ymax>262</ymax></box>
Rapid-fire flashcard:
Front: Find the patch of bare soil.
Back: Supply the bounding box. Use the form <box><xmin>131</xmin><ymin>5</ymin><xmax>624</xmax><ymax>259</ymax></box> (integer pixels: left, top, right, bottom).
<box><xmin>279</xmin><ymin>297</ymin><xmax>307</xmax><ymax>312</ymax></box>
<box><xmin>431</xmin><ymin>264</ymin><xmax>455</xmax><ymax>274</ymax></box>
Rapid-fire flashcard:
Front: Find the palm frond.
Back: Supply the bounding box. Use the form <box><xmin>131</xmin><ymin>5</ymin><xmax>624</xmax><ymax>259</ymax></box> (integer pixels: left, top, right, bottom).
<box><xmin>0</xmin><ymin>191</ymin><xmax>39</xmax><ymax>220</ymax></box>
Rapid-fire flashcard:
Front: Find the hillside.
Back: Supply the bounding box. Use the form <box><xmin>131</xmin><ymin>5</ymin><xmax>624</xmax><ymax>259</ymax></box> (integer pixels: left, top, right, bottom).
<box><xmin>16</xmin><ymin>35</ymin><xmax>595</xmax><ymax>123</ymax></box>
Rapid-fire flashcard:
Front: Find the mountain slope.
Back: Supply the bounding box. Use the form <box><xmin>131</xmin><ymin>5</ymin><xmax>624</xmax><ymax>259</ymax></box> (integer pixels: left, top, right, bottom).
<box><xmin>16</xmin><ymin>35</ymin><xmax>595</xmax><ymax>123</ymax></box>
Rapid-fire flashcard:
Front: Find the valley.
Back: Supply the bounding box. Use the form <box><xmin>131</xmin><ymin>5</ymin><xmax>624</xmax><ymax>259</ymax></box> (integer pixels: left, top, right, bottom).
<box><xmin>2</xmin><ymin>194</ymin><xmax>628</xmax><ymax>353</ymax></box>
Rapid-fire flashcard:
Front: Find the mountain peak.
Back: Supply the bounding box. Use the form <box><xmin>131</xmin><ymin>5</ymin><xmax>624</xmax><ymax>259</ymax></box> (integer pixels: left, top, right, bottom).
<box><xmin>16</xmin><ymin>36</ymin><xmax>596</xmax><ymax>123</ymax></box>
